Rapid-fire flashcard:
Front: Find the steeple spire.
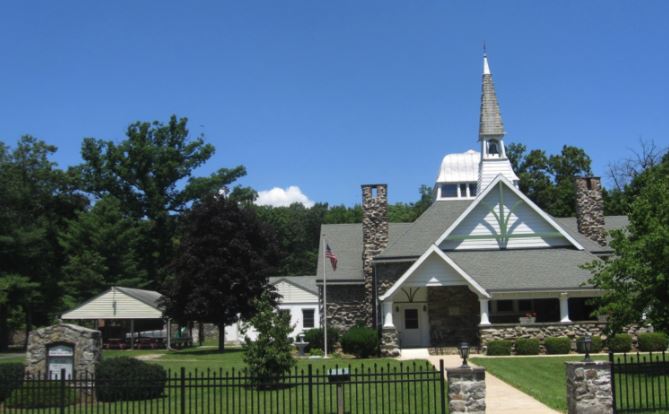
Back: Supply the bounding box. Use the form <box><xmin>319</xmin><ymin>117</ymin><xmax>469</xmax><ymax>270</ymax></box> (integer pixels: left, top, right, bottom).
<box><xmin>478</xmin><ymin>53</ymin><xmax>505</xmax><ymax>139</ymax></box>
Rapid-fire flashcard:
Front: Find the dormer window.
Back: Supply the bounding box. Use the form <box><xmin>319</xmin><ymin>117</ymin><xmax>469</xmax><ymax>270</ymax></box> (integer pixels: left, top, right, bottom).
<box><xmin>439</xmin><ymin>182</ymin><xmax>478</xmax><ymax>200</ymax></box>
<box><xmin>441</xmin><ymin>184</ymin><xmax>458</xmax><ymax>198</ymax></box>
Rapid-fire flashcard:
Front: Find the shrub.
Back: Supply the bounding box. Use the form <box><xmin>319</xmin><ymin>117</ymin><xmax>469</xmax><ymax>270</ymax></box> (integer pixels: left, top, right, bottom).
<box><xmin>303</xmin><ymin>327</ymin><xmax>340</xmax><ymax>352</ymax></box>
<box><xmin>486</xmin><ymin>340</ymin><xmax>512</xmax><ymax>356</ymax></box>
<box><xmin>638</xmin><ymin>332</ymin><xmax>668</xmax><ymax>352</ymax></box>
<box><xmin>607</xmin><ymin>334</ymin><xmax>633</xmax><ymax>353</ymax></box>
<box><xmin>5</xmin><ymin>382</ymin><xmax>78</xmax><ymax>408</ymax></box>
<box><xmin>0</xmin><ymin>363</ymin><xmax>24</xmax><ymax>402</ymax></box>
<box><xmin>515</xmin><ymin>338</ymin><xmax>540</xmax><ymax>355</ymax></box>
<box><xmin>341</xmin><ymin>326</ymin><xmax>379</xmax><ymax>358</ymax></box>
<box><xmin>96</xmin><ymin>357</ymin><xmax>167</xmax><ymax>401</ymax></box>
<box><xmin>576</xmin><ymin>336</ymin><xmax>603</xmax><ymax>354</ymax></box>
<box><xmin>242</xmin><ymin>292</ymin><xmax>295</xmax><ymax>387</ymax></box>
<box><xmin>544</xmin><ymin>337</ymin><xmax>572</xmax><ymax>355</ymax></box>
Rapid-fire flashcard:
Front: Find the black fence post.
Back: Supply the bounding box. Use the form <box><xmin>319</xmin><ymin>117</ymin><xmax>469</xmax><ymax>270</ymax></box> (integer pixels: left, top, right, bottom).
<box><xmin>308</xmin><ymin>364</ymin><xmax>314</xmax><ymax>414</ymax></box>
<box><xmin>439</xmin><ymin>359</ymin><xmax>446</xmax><ymax>414</ymax></box>
<box><xmin>180</xmin><ymin>366</ymin><xmax>186</xmax><ymax>414</ymax></box>
<box><xmin>60</xmin><ymin>368</ymin><xmax>66</xmax><ymax>414</ymax></box>
<box><xmin>609</xmin><ymin>352</ymin><xmax>617</xmax><ymax>414</ymax></box>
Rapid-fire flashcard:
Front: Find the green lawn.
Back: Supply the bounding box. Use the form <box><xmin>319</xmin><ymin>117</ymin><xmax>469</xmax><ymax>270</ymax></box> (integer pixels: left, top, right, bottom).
<box><xmin>471</xmin><ymin>354</ymin><xmax>608</xmax><ymax>412</ymax></box>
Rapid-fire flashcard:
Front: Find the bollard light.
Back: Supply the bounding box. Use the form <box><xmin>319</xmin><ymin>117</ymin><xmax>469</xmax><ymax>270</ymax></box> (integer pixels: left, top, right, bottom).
<box><xmin>459</xmin><ymin>341</ymin><xmax>470</xmax><ymax>368</ymax></box>
<box><xmin>584</xmin><ymin>334</ymin><xmax>592</xmax><ymax>362</ymax></box>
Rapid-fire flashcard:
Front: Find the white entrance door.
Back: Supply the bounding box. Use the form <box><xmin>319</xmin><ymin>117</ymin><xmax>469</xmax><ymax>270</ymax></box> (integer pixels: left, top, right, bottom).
<box><xmin>397</xmin><ymin>304</ymin><xmax>429</xmax><ymax>348</ymax></box>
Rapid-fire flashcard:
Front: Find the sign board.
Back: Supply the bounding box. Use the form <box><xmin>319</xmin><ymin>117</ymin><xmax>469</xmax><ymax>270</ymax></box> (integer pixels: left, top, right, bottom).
<box><xmin>47</xmin><ymin>343</ymin><xmax>74</xmax><ymax>379</ymax></box>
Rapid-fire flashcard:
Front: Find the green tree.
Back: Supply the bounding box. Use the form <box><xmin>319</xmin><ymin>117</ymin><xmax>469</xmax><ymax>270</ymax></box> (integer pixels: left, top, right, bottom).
<box><xmin>162</xmin><ymin>194</ymin><xmax>280</xmax><ymax>352</ymax></box>
<box><xmin>508</xmin><ymin>143</ymin><xmax>593</xmax><ymax>217</ymax></box>
<box><xmin>241</xmin><ymin>292</ymin><xmax>295</xmax><ymax>387</ymax></box>
<box><xmin>0</xmin><ymin>137</ymin><xmax>85</xmax><ymax>349</ymax></box>
<box><xmin>586</xmin><ymin>153</ymin><xmax>669</xmax><ymax>333</ymax></box>
<box><xmin>58</xmin><ymin>196</ymin><xmax>147</xmax><ymax>307</ymax></box>
<box><xmin>76</xmin><ymin>115</ymin><xmax>252</xmax><ymax>287</ymax></box>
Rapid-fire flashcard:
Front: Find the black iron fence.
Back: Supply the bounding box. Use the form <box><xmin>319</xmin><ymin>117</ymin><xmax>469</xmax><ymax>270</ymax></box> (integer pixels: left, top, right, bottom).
<box><xmin>610</xmin><ymin>351</ymin><xmax>669</xmax><ymax>413</ymax></box>
<box><xmin>0</xmin><ymin>361</ymin><xmax>446</xmax><ymax>414</ymax></box>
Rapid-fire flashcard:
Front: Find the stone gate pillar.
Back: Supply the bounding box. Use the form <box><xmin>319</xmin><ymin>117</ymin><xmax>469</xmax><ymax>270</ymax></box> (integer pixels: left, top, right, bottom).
<box><xmin>565</xmin><ymin>361</ymin><xmax>613</xmax><ymax>414</ymax></box>
<box><xmin>447</xmin><ymin>366</ymin><xmax>486</xmax><ymax>414</ymax></box>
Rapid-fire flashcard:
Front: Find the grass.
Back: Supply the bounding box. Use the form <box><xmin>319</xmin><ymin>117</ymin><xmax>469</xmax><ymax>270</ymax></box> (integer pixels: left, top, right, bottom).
<box><xmin>471</xmin><ymin>354</ymin><xmax>608</xmax><ymax>412</ymax></box>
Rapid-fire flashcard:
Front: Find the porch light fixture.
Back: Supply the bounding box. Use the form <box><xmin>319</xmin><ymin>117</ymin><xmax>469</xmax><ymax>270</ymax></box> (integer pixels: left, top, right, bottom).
<box><xmin>583</xmin><ymin>335</ymin><xmax>592</xmax><ymax>362</ymax></box>
<box><xmin>458</xmin><ymin>342</ymin><xmax>470</xmax><ymax>368</ymax></box>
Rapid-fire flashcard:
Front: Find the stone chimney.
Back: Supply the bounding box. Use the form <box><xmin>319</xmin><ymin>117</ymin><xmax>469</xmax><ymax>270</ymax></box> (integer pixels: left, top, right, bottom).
<box><xmin>574</xmin><ymin>177</ymin><xmax>607</xmax><ymax>246</ymax></box>
<box><xmin>361</xmin><ymin>184</ymin><xmax>389</xmax><ymax>327</ymax></box>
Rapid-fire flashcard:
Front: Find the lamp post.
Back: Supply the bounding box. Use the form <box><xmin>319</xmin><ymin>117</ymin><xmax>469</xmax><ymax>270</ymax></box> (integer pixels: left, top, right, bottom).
<box><xmin>459</xmin><ymin>341</ymin><xmax>470</xmax><ymax>368</ymax></box>
<box><xmin>583</xmin><ymin>335</ymin><xmax>592</xmax><ymax>362</ymax></box>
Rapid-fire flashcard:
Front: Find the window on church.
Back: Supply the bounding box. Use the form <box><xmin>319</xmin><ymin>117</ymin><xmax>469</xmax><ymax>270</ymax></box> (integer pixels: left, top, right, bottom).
<box><xmin>459</xmin><ymin>184</ymin><xmax>467</xmax><ymax>198</ymax></box>
<box><xmin>441</xmin><ymin>184</ymin><xmax>458</xmax><ymax>198</ymax></box>
<box><xmin>468</xmin><ymin>183</ymin><xmax>477</xmax><ymax>197</ymax></box>
<box><xmin>302</xmin><ymin>309</ymin><xmax>315</xmax><ymax>328</ymax></box>
<box><xmin>496</xmin><ymin>300</ymin><xmax>513</xmax><ymax>312</ymax></box>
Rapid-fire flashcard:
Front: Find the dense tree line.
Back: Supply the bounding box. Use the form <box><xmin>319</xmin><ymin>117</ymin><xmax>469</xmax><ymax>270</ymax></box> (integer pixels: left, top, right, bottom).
<box><xmin>0</xmin><ymin>114</ymin><xmax>662</xmax><ymax>350</ymax></box>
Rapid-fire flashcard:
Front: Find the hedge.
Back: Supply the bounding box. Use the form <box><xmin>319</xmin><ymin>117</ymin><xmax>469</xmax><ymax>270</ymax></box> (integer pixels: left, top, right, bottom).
<box><xmin>303</xmin><ymin>327</ymin><xmax>340</xmax><ymax>352</ymax></box>
<box><xmin>544</xmin><ymin>337</ymin><xmax>571</xmax><ymax>355</ymax></box>
<box><xmin>486</xmin><ymin>340</ymin><xmax>512</xmax><ymax>356</ymax></box>
<box><xmin>0</xmin><ymin>363</ymin><xmax>24</xmax><ymax>402</ymax></box>
<box><xmin>576</xmin><ymin>336</ymin><xmax>603</xmax><ymax>354</ymax></box>
<box><xmin>515</xmin><ymin>338</ymin><xmax>540</xmax><ymax>355</ymax></box>
<box><xmin>96</xmin><ymin>357</ymin><xmax>167</xmax><ymax>401</ymax></box>
<box><xmin>637</xmin><ymin>332</ymin><xmax>668</xmax><ymax>352</ymax></box>
<box><xmin>5</xmin><ymin>382</ymin><xmax>78</xmax><ymax>408</ymax></box>
<box><xmin>608</xmin><ymin>334</ymin><xmax>633</xmax><ymax>353</ymax></box>
<box><xmin>341</xmin><ymin>326</ymin><xmax>379</xmax><ymax>358</ymax></box>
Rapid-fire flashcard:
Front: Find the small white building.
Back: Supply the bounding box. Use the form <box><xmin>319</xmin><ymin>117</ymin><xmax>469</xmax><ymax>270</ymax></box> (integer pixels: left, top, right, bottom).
<box><xmin>225</xmin><ymin>276</ymin><xmax>320</xmax><ymax>343</ymax></box>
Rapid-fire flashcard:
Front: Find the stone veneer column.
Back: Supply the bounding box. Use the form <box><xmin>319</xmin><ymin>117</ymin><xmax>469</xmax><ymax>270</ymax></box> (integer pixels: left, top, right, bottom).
<box><xmin>565</xmin><ymin>361</ymin><xmax>613</xmax><ymax>414</ymax></box>
<box><xmin>361</xmin><ymin>184</ymin><xmax>389</xmax><ymax>327</ymax></box>
<box><xmin>574</xmin><ymin>177</ymin><xmax>606</xmax><ymax>246</ymax></box>
<box><xmin>447</xmin><ymin>366</ymin><xmax>486</xmax><ymax>414</ymax></box>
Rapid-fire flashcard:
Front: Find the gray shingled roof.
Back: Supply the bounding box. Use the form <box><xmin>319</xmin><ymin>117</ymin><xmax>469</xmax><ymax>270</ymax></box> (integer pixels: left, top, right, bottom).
<box><xmin>553</xmin><ymin>215</ymin><xmax>629</xmax><ymax>254</ymax></box>
<box><xmin>479</xmin><ymin>70</ymin><xmax>505</xmax><ymax>137</ymax></box>
<box><xmin>269</xmin><ymin>276</ymin><xmax>318</xmax><ymax>295</ymax></box>
<box><xmin>377</xmin><ymin>200</ymin><xmax>472</xmax><ymax>259</ymax></box>
<box><xmin>115</xmin><ymin>287</ymin><xmax>163</xmax><ymax>310</ymax></box>
<box><xmin>316</xmin><ymin>223</ymin><xmax>413</xmax><ymax>281</ymax></box>
<box><xmin>447</xmin><ymin>248</ymin><xmax>599</xmax><ymax>291</ymax></box>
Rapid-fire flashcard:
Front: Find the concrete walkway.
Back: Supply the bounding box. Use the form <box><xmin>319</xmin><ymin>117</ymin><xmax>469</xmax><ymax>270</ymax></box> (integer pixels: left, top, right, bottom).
<box><xmin>399</xmin><ymin>349</ymin><xmax>561</xmax><ymax>414</ymax></box>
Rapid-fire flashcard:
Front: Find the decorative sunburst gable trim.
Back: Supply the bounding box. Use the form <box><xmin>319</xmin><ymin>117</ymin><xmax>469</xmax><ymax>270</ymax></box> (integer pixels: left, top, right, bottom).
<box><xmin>434</xmin><ymin>174</ymin><xmax>584</xmax><ymax>250</ymax></box>
<box><xmin>379</xmin><ymin>244</ymin><xmax>490</xmax><ymax>301</ymax></box>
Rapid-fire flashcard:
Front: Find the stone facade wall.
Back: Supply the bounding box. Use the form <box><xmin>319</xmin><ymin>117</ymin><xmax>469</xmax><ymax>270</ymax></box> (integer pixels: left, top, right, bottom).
<box><xmin>361</xmin><ymin>184</ymin><xmax>389</xmax><ymax>327</ymax></box>
<box><xmin>26</xmin><ymin>323</ymin><xmax>102</xmax><ymax>378</ymax></box>
<box><xmin>326</xmin><ymin>285</ymin><xmax>367</xmax><ymax>331</ymax></box>
<box><xmin>429</xmin><ymin>286</ymin><xmax>480</xmax><ymax>346</ymax></box>
<box><xmin>480</xmin><ymin>322</ymin><xmax>652</xmax><ymax>352</ymax></box>
<box><xmin>376</xmin><ymin>262</ymin><xmax>413</xmax><ymax>298</ymax></box>
<box><xmin>447</xmin><ymin>367</ymin><xmax>486</xmax><ymax>414</ymax></box>
<box><xmin>575</xmin><ymin>177</ymin><xmax>607</xmax><ymax>246</ymax></box>
<box><xmin>565</xmin><ymin>361</ymin><xmax>613</xmax><ymax>414</ymax></box>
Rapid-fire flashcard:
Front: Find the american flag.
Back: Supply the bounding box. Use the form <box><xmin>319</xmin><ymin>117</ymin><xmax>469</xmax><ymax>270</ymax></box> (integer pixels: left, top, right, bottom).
<box><xmin>325</xmin><ymin>243</ymin><xmax>338</xmax><ymax>271</ymax></box>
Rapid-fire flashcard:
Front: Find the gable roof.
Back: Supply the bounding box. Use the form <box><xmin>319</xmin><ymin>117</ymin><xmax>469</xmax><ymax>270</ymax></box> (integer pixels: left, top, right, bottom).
<box><xmin>114</xmin><ymin>286</ymin><xmax>163</xmax><ymax>309</ymax></box>
<box><xmin>269</xmin><ymin>276</ymin><xmax>318</xmax><ymax>295</ymax></box>
<box><xmin>553</xmin><ymin>215</ymin><xmax>629</xmax><ymax>254</ymax></box>
<box><xmin>61</xmin><ymin>286</ymin><xmax>163</xmax><ymax>320</ymax></box>
<box><xmin>376</xmin><ymin>200</ymin><xmax>472</xmax><ymax>259</ymax></box>
<box><xmin>434</xmin><ymin>175</ymin><xmax>584</xmax><ymax>250</ymax></box>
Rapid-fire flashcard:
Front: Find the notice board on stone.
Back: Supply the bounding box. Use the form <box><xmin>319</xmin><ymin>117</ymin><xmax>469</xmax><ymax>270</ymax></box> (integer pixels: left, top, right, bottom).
<box><xmin>26</xmin><ymin>323</ymin><xmax>102</xmax><ymax>379</ymax></box>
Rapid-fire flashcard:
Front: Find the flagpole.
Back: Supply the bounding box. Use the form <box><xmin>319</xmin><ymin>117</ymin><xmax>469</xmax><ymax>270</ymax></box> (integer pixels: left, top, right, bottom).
<box><xmin>323</xmin><ymin>233</ymin><xmax>328</xmax><ymax>358</ymax></box>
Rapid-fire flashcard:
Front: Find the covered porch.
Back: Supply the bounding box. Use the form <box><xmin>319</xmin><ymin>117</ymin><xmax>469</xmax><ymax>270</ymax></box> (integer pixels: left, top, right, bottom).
<box><xmin>378</xmin><ymin>246</ymin><xmax>603</xmax><ymax>354</ymax></box>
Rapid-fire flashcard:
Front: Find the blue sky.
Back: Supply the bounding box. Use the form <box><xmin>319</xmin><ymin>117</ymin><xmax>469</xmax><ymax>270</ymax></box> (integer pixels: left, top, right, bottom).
<box><xmin>1</xmin><ymin>1</ymin><xmax>667</xmax><ymax>206</ymax></box>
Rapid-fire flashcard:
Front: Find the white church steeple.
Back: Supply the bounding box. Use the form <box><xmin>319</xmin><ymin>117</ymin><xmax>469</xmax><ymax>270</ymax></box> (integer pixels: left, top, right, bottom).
<box><xmin>477</xmin><ymin>52</ymin><xmax>519</xmax><ymax>192</ymax></box>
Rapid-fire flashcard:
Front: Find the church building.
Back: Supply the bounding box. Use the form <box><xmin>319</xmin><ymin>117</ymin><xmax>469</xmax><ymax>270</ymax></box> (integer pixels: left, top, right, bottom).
<box><xmin>315</xmin><ymin>54</ymin><xmax>628</xmax><ymax>355</ymax></box>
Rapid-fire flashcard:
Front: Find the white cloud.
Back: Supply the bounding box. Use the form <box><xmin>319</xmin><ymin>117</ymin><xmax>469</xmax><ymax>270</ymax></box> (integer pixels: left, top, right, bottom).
<box><xmin>255</xmin><ymin>186</ymin><xmax>315</xmax><ymax>208</ymax></box>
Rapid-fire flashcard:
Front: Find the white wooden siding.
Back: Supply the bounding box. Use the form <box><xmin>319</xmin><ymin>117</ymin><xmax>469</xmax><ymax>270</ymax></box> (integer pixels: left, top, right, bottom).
<box><xmin>275</xmin><ymin>281</ymin><xmax>318</xmax><ymax>303</ymax></box>
<box><xmin>225</xmin><ymin>304</ymin><xmax>320</xmax><ymax>343</ymax></box>
<box><xmin>61</xmin><ymin>289</ymin><xmax>162</xmax><ymax>320</ymax></box>
<box><xmin>442</xmin><ymin>186</ymin><xmax>571</xmax><ymax>250</ymax></box>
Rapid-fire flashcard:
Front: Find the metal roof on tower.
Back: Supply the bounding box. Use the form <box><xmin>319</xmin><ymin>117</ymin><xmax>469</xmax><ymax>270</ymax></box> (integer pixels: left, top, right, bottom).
<box><xmin>478</xmin><ymin>54</ymin><xmax>505</xmax><ymax>138</ymax></box>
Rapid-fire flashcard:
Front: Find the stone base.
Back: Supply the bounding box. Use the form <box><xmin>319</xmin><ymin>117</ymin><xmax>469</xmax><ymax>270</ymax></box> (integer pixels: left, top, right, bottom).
<box><xmin>565</xmin><ymin>361</ymin><xmax>612</xmax><ymax>414</ymax></box>
<box><xmin>447</xmin><ymin>367</ymin><xmax>486</xmax><ymax>414</ymax></box>
<box><xmin>381</xmin><ymin>327</ymin><xmax>400</xmax><ymax>357</ymax></box>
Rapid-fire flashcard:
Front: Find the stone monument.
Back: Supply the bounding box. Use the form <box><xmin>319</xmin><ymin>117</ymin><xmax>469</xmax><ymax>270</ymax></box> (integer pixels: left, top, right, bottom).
<box><xmin>26</xmin><ymin>323</ymin><xmax>102</xmax><ymax>379</ymax></box>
